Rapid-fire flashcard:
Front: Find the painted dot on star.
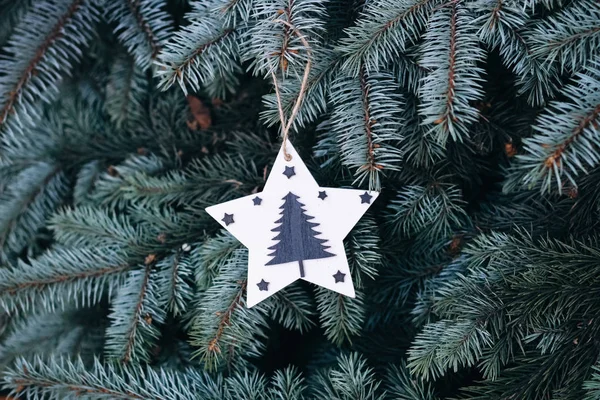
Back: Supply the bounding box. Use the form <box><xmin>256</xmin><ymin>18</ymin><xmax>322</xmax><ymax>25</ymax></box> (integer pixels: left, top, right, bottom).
<box><xmin>222</xmin><ymin>213</ymin><xmax>234</xmax><ymax>226</ymax></box>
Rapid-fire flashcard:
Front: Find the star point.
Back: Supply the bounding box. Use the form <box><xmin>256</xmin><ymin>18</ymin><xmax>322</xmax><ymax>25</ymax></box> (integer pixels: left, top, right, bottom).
<box><xmin>359</xmin><ymin>192</ymin><xmax>373</xmax><ymax>204</ymax></box>
<box><xmin>221</xmin><ymin>213</ymin><xmax>234</xmax><ymax>226</ymax></box>
<box><xmin>318</xmin><ymin>190</ymin><xmax>328</xmax><ymax>200</ymax></box>
<box><xmin>333</xmin><ymin>270</ymin><xmax>346</xmax><ymax>283</ymax></box>
<box><xmin>283</xmin><ymin>166</ymin><xmax>296</xmax><ymax>179</ymax></box>
<box><xmin>252</xmin><ymin>196</ymin><xmax>262</xmax><ymax>205</ymax></box>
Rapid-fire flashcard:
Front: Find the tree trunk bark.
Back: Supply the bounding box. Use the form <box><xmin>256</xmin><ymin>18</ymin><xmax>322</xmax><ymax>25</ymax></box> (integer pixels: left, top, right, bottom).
<box><xmin>298</xmin><ymin>259</ymin><xmax>305</xmax><ymax>277</ymax></box>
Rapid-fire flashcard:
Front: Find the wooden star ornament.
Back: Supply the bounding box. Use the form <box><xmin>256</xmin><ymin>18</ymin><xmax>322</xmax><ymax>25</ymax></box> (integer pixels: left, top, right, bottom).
<box><xmin>205</xmin><ymin>141</ymin><xmax>379</xmax><ymax>307</ymax></box>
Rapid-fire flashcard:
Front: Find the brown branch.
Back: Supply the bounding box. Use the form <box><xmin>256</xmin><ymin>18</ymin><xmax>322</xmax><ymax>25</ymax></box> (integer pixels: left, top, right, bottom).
<box><xmin>363</xmin><ymin>0</ymin><xmax>434</xmax><ymax>53</ymax></box>
<box><xmin>172</xmin><ymin>29</ymin><xmax>234</xmax><ymax>78</ymax></box>
<box><xmin>489</xmin><ymin>0</ymin><xmax>503</xmax><ymax>29</ymax></box>
<box><xmin>279</xmin><ymin>1</ymin><xmax>295</xmax><ymax>72</ymax></box>
<box><xmin>435</xmin><ymin>3</ymin><xmax>457</xmax><ymax>129</ymax></box>
<box><xmin>547</xmin><ymin>26</ymin><xmax>600</xmax><ymax>53</ymax></box>
<box><xmin>1</xmin><ymin>264</ymin><xmax>130</xmax><ymax>296</ymax></box>
<box><xmin>545</xmin><ymin>103</ymin><xmax>600</xmax><ymax>168</ymax></box>
<box><xmin>359</xmin><ymin>65</ymin><xmax>379</xmax><ymax>173</ymax></box>
<box><xmin>122</xmin><ymin>263</ymin><xmax>153</xmax><ymax>364</ymax></box>
<box><xmin>207</xmin><ymin>280</ymin><xmax>247</xmax><ymax>355</ymax></box>
<box><xmin>0</xmin><ymin>0</ymin><xmax>83</xmax><ymax>126</ymax></box>
<box><xmin>127</xmin><ymin>0</ymin><xmax>161</xmax><ymax>59</ymax></box>
<box><xmin>11</xmin><ymin>378</ymin><xmax>144</xmax><ymax>399</ymax></box>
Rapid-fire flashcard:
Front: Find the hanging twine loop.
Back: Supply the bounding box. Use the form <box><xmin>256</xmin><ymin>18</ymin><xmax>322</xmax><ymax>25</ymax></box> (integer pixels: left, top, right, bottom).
<box><xmin>269</xmin><ymin>19</ymin><xmax>312</xmax><ymax>162</ymax></box>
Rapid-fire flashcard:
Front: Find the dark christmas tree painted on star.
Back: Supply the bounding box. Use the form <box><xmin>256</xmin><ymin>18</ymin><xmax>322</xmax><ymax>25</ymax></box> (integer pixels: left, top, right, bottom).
<box><xmin>266</xmin><ymin>192</ymin><xmax>334</xmax><ymax>277</ymax></box>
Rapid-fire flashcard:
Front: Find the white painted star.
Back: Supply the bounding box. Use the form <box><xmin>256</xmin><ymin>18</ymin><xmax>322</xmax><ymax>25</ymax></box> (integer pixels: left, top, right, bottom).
<box><xmin>205</xmin><ymin>141</ymin><xmax>379</xmax><ymax>307</ymax></box>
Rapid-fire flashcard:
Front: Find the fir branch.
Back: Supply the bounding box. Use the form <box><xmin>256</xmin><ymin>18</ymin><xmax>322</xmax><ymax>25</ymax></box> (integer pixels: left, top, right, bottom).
<box><xmin>328</xmin><ymin>69</ymin><xmax>404</xmax><ymax>190</ymax></box>
<box><xmin>312</xmin><ymin>353</ymin><xmax>385</xmax><ymax>400</ymax></box>
<box><xmin>269</xmin><ymin>366</ymin><xmax>306</xmax><ymax>399</ymax></box>
<box><xmin>73</xmin><ymin>160</ymin><xmax>102</xmax><ymax>205</ymax></box>
<box><xmin>155</xmin><ymin>12</ymin><xmax>240</xmax><ymax>97</ymax></box>
<box><xmin>91</xmin><ymin>154</ymin><xmax>262</xmax><ymax>208</ymax></box>
<box><xmin>475</xmin><ymin>0</ymin><xmax>559</xmax><ymax>106</ymax></box>
<box><xmin>225</xmin><ymin>370</ymin><xmax>268</xmax><ymax>399</ymax></box>
<box><xmin>156</xmin><ymin>250</ymin><xmax>193</xmax><ymax>317</ymax></box>
<box><xmin>88</xmin><ymin>154</ymin><xmax>168</xmax><ymax>208</ymax></box>
<box><xmin>410</xmin><ymin>230</ymin><xmax>600</xmax><ymax>389</ymax></box>
<box><xmin>215</xmin><ymin>0</ymin><xmax>254</xmax><ymax>25</ymax></box>
<box><xmin>385</xmin><ymin>183</ymin><xmax>470</xmax><ymax>244</ymax></box>
<box><xmin>337</xmin><ymin>0</ymin><xmax>440</xmax><ymax>76</ymax></box>
<box><xmin>0</xmin><ymin>247</ymin><xmax>130</xmax><ymax>313</ymax></box>
<box><xmin>0</xmin><ymin>162</ymin><xmax>67</xmax><ymax>259</ymax></box>
<box><xmin>204</xmin><ymin>278</ymin><xmax>246</xmax><ymax>365</ymax></box>
<box><xmin>106</xmin><ymin>263</ymin><xmax>166</xmax><ymax>364</ymax></box>
<box><xmin>128</xmin><ymin>1</ymin><xmax>163</xmax><ymax>58</ymax></box>
<box><xmin>0</xmin><ymin>0</ymin><xmax>100</xmax><ymax>134</ymax></box>
<box><xmin>50</xmin><ymin>207</ymin><xmax>149</xmax><ymax>253</ymax></box>
<box><xmin>505</xmin><ymin>59</ymin><xmax>600</xmax><ymax>193</ymax></box>
<box><xmin>261</xmin><ymin>49</ymin><xmax>339</xmax><ymax>132</ymax></box>
<box><xmin>0</xmin><ymin>0</ymin><xmax>83</xmax><ymax>121</ymax></box>
<box><xmin>315</xmin><ymin>288</ymin><xmax>365</xmax><ymax>346</ymax></box>
<box><xmin>459</xmin><ymin>343</ymin><xmax>600</xmax><ymax>399</ymax></box>
<box><xmin>408</xmin><ymin>319</ymin><xmax>493</xmax><ymax>380</ymax></box>
<box><xmin>0</xmin><ymin>0</ymin><xmax>32</xmax><ymax>46</ymax></box>
<box><xmin>530</xmin><ymin>0</ymin><xmax>600</xmax><ymax>72</ymax></box>
<box><xmin>192</xmin><ymin>230</ymin><xmax>241</xmax><ymax>290</ymax></box>
<box><xmin>105</xmin><ymin>0</ymin><xmax>173</xmax><ymax>70</ymax></box>
<box><xmin>268</xmin><ymin>285</ymin><xmax>315</xmax><ymax>333</ymax></box>
<box><xmin>3</xmin><ymin>356</ymin><xmax>206</xmax><ymax>399</ymax></box>
<box><xmin>2</xmin><ymin>352</ymin><xmax>385</xmax><ymax>399</ymax></box>
<box><xmin>345</xmin><ymin>214</ymin><xmax>382</xmax><ymax>287</ymax></box>
<box><xmin>190</xmin><ymin>250</ymin><xmax>269</xmax><ymax>372</ymax></box>
<box><xmin>243</xmin><ymin>0</ymin><xmax>325</xmax><ymax>76</ymax></box>
<box><xmin>392</xmin><ymin>52</ymin><xmax>430</xmax><ymax>94</ymax></box>
<box><xmin>105</xmin><ymin>54</ymin><xmax>149</xmax><ymax>130</ymax></box>
<box><xmin>385</xmin><ymin>361</ymin><xmax>437</xmax><ymax>400</ymax></box>
<box><xmin>0</xmin><ymin>309</ymin><xmax>106</xmax><ymax>368</ymax></box>
<box><xmin>418</xmin><ymin>2</ymin><xmax>485</xmax><ymax>145</ymax></box>
<box><xmin>397</xmin><ymin>95</ymin><xmax>445</xmax><ymax>168</ymax></box>
<box><xmin>584</xmin><ymin>364</ymin><xmax>600</xmax><ymax>400</ymax></box>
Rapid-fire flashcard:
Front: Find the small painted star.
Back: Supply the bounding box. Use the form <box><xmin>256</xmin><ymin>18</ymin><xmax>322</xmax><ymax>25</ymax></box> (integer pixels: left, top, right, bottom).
<box><xmin>283</xmin><ymin>166</ymin><xmax>296</xmax><ymax>179</ymax></box>
<box><xmin>318</xmin><ymin>190</ymin><xmax>328</xmax><ymax>200</ymax></box>
<box><xmin>252</xmin><ymin>196</ymin><xmax>262</xmax><ymax>206</ymax></box>
<box><xmin>359</xmin><ymin>192</ymin><xmax>373</xmax><ymax>204</ymax></box>
<box><xmin>222</xmin><ymin>213</ymin><xmax>235</xmax><ymax>226</ymax></box>
<box><xmin>257</xmin><ymin>279</ymin><xmax>269</xmax><ymax>291</ymax></box>
<box><xmin>333</xmin><ymin>270</ymin><xmax>346</xmax><ymax>283</ymax></box>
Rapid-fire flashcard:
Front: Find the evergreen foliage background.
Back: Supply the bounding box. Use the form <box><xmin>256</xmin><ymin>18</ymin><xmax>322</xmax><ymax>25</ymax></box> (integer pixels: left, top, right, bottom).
<box><xmin>0</xmin><ymin>0</ymin><xmax>599</xmax><ymax>398</ymax></box>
